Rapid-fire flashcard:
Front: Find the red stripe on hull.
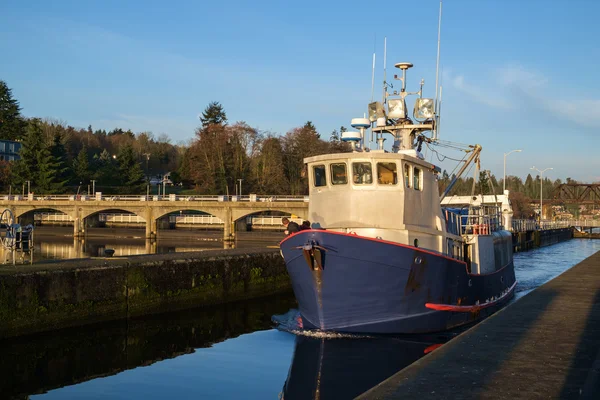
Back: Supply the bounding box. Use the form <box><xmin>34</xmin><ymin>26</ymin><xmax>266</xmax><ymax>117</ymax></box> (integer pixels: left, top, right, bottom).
<box><xmin>280</xmin><ymin>229</ymin><xmax>466</xmax><ymax>266</ymax></box>
<box><xmin>425</xmin><ymin>281</ymin><xmax>517</xmax><ymax>312</ymax></box>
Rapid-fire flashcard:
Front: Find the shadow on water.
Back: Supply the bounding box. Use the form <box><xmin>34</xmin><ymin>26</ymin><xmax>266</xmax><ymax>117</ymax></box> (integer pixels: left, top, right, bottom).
<box><xmin>0</xmin><ymin>293</ymin><xmax>297</xmax><ymax>400</ymax></box>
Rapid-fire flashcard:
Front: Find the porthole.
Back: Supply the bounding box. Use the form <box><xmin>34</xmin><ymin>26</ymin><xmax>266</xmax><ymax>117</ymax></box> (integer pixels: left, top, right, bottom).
<box><xmin>415</xmin><ymin>256</ymin><xmax>423</xmax><ymax>265</ymax></box>
<box><xmin>468</xmin><ymin>279</ymin><xmax>473</xmax><ymax>287</ymax></box>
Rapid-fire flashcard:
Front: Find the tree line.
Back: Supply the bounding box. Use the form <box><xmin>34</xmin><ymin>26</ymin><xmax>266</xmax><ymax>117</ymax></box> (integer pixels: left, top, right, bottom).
<box><xmin>0</xmin><ymin>80</ymin><xmax>585</xmax><ymax>211</ymax></box>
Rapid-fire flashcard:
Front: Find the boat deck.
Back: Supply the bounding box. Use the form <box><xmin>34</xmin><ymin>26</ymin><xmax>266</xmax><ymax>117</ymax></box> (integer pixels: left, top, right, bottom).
<box><xmin>358</xmin><ymin>251</ymin><xmax>600</xmax><ymax>399</ymax></box>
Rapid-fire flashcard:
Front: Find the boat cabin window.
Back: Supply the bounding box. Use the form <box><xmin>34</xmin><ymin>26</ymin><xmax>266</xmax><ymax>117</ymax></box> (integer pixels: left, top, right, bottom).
<box><xmin>330</xmin><ymin>163</ymin><xmax>348</xmax><ymax>185</ymax></box>
<box><xmin>313</xmin><ymin>165</ymin><xmax>327</xmax><ymax>187</ymax></box>
<box><xmin>352</xmin><ymin>162</ymin><xmax>373</xmax><ymax>184</ymax></box>
<box><xmin>377</xmin><ymin>162</ymin><xmax>398</xmax><ymax>185</ymax></box>
<box><xmin>413</xmin><ymin>167</ymin><xmax>422</xmax><ymax>191</ymax></box>
<box><xmin>404</xmin><ymin>164</ymin><xmax>411</xmax><ymax>188</ymax></box>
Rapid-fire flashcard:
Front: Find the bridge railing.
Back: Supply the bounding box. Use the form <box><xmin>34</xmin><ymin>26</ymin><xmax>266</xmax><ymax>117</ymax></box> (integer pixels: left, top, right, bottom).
<box><xmin>2</xmin><ymin>194</ymin><xmax>309</xmax><ymax>203</ymax></box>
<box><xmin>168</xmin><ymin>215</ymin><xmax>224</xmax><ymax>225</ymax></box>
<box><xmin>34</xmin><ymin>212</ymin><xmax>73</xmax><ymax>222</ymax></box>
<box><xmin>32</xmin><ymin>212</ymin><xmax>306</xmax><ymax>227</ymax></box>
<box><xmin>562</xmin><ymin>219</ymin><xmax>600</xmax><ymax>228</ymax></box>
<box><xmin>512</xmin><ymin>219</ymin><xmax>600</xmax><ymax>232</ymax></box>
<box><xmin>100</xmin><ymin>214</ymin><xmax>146</xmax><ymax>223</ymax></box>
<box><xmin>246</xmin><ymin>216</ymin><xmax>304</xmax><ymax>226</ymax></box>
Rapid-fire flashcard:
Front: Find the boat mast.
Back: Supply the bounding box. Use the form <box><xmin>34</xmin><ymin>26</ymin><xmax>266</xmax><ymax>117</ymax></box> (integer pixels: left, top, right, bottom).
<box><xmin>382</xmin><ymin>37</ymin><xmax>387</xmax><ymax>106</ymax></box>
<box><xmin>434</xmin><ymin>0</ymin><xmax>443</xmax><ymax>141</ymax></box>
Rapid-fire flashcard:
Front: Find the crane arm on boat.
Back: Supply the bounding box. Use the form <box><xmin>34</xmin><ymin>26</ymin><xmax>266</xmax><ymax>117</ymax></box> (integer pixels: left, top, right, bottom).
<box><xmin>439</xmin><ymin>144</ymin><xmax>482</xmax><ymax>201</ymax></box>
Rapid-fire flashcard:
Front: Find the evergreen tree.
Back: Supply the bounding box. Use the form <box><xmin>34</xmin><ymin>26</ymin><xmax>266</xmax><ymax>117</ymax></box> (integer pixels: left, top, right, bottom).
<box><xmin>12</xmin><ymin>120</ymin><xmax>66</xmax><ymax>194</ymax></box>
<box><xmin>117</xmin><ymin>144</ymin><xmax>145</xmax><ymax>193</ymax></box>
<box><xmin>93</xmin><ymin>149</ymin><xmax>120</xmax><ymax>191</ymax></box>
<box><xmin>200</xmin><ymin>101</ymin><xmax>227</xmax><ymax>127</ymax></box>
<box><xmin>0</xmin><ymin>80</ymin><xmax>26</xmax><ymax>140</ymax></box>
<box><xmin>73</xmin><ymin>145</ymin><xmax>91</xmax><ymax>183</ymax></box>
<box><xmin>36</xmin><ymin>145</ymin><xmax>62</xmax><ymax>194</ymax></box>
<box><xmin>0</xmin><ymin>160</ymin><xmax>12</xmax><ymax>192</ymax></box>
<box><xmin>11</xmin><ymin>119</ymin><xmax>45</xmax><ymax>186</ymax></box>
<box><xmin>330</xmin><ymin>128</ymin><xmax>340</xmax><ymax>142</ymax></box>
<box><xmin>524</xmin><ymin>173</ymin><xmax>534</xmax><ymax>198</ymax></box>
<box><xmin>49</xmin><ymin>132</ymin><xmax>71</xmax><ymax>192</ymax></box>
<box><xmin>303</xmin><ymin>121</ymin><xmax>318</xmax><ymax>137</ymax></box>
<box><xmin>477</xmin><ymin>171</ymin><xmax>491</xmax><ymax>195</ymax></box>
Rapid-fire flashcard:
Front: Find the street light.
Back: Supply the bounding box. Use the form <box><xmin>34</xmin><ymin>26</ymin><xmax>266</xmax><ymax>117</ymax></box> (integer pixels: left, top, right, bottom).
<box><xmin>91</xmin><ymin>180</ymin><xmax>96</xmax><ymax>195</ymax></box>
<box><xmin>530</xmin><ymin>166</ymin><xmax>553</xmax><ymax>221</ymax></box>
<box><xmin>26</xmin><ymin>180</ymin><xmax>31</xmax><ymax>195</ymax></box>
<box><xmin>237</xmin><ymin>179</ymin><xmax>243</xmax><ymax>197</ymax></box>
<box><xmin>503</xmin><ymin>149</ymin><xmax>522</xmax><ymax>192</ymax></box>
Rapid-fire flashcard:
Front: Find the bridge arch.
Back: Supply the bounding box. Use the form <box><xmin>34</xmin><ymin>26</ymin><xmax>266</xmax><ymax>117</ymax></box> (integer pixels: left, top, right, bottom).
<box><xmin>0</xmin><ymin>198</ymin><xmax>309</xmax><ymax>240</ymax></box>
<box><xmin>80</xmin><ymin>207</ymin><xmax>147</xmax><ymax>221</ymax></box>
<box><xmin>14</xmin><ymin>206</ymin><xmax>75</xmax><ymax>220</ymax></box>
<box><xmin>153</xmin><ymin>207</ymin><xmax>226</xmax><ymax>222</ymax></box>
<box><xmin>231</xmin><ymin>208</ymin><xmax>309</xmax><ymax>222</ymax></box>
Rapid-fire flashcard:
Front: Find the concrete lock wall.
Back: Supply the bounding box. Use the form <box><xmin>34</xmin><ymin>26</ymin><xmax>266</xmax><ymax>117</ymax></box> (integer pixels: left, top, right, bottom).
<box><xmin>0</xmin><ymin>249</ymin><xmax>291</xmax><ymax>339</ymax></box>
<box><xmin>512</xmin><ymin>228</ymin><xmax>573</xmax><ymax>252</ymax></box>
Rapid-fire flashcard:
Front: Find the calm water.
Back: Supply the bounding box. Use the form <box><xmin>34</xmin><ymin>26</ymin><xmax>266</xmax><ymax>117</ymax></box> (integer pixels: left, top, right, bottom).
<box><xmin>1</xmin><ymin>227</ymin><xmax>285</xmax><ymax>264</ymax></box>
<box><xmin>3</xmin><ymin>239</ymin><xmax>599</xmax><ymax>400</ymax></box>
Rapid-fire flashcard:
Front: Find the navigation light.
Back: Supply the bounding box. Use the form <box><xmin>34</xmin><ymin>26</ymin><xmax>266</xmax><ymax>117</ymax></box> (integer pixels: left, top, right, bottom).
<box><xmin>387</xmin><ymin>99</ymin><xmax>406</xmax><ymax>119</ymax></box>
<box><xmin>414</xmin><ymin>98</ymin><xmax>434</xmax><ymax>119</ymax></box>
<box><xmin>368</xmin><ymin>102</ymin><xmax>385</xmax><ymax>122</ymax></box>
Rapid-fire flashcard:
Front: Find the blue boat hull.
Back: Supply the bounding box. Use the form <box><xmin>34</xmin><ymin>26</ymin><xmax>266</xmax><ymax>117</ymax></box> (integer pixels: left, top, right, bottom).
<box><xmin>280</xmin><ymin>230</ymin><xmax>516</xmax><ymax>334</ymax></box>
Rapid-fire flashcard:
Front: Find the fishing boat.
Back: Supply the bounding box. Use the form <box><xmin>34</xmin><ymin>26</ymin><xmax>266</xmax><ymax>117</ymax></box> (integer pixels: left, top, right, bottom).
<box><xmin>279</xmin><ymin>59</ymin><xmax>516</xmax><ymax>334</ymax></box>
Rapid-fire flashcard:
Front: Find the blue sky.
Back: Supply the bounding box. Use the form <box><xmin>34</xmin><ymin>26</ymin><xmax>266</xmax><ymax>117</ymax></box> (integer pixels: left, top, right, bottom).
<box><xmin>2</xmin><ymin>0</ymin><xmax>600</xmax><ymax>181</ymax></box>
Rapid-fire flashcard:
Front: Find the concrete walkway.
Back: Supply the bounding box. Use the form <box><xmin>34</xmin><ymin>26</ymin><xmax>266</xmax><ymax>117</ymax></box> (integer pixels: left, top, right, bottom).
<box><xmin>358</xmin><ymin>251</ymin><xmax>600</xmax><ymax>399</ymax></box>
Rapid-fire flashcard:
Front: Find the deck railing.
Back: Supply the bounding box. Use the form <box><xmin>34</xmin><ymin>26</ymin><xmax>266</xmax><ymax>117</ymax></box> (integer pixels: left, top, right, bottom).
<box><xmin>2</xmin><ymin>194</ymin><xmax>309</xmax><ymax>203</ymax></box>
<box><xmin>460</xmin><ymin>214</ymin><xmax>502</xmax><ymax>235</ymax></box>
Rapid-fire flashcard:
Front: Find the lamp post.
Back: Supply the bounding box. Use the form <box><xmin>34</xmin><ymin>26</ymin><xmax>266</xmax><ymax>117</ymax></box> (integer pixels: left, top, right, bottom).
<box><xmin>237</xmin><ymin>179</ymin><xmax>243</xmax><ymax>197</ymax></box>
<box><xmin>503</xmin><ymin>149</ymin><xmax>522</xmax><ymax>192</ymax></box>
<box><xmin>26</xmin><ymin>180</ymin><xmax>31</xmax><ymax>195</ymax></box>
<box><xmin>530</xmin><ymin>166</ymin><xmax>553</xmax><ymax>221</ymax></box>
<box><xmin>91</xmin><ymin>180</ymin><xmax>96</xmax><ymax>195</ymax></box>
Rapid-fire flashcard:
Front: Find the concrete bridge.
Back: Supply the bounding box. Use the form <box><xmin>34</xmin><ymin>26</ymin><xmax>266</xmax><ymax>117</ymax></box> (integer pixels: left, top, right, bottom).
<box><xmin>0</xmin><ymin>194</ymin><xmax>309</xmax><ymax>240</ymax></box>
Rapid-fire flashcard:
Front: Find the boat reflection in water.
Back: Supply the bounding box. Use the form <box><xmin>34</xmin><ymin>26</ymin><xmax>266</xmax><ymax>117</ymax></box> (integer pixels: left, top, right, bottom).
<box><xmin>276</xmin><ymin>311</ymin><xmax>453</xmax><ymax>400</ymax></box>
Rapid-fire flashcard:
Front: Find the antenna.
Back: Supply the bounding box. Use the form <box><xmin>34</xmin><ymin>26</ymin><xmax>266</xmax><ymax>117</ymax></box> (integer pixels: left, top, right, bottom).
<box><xmin>434</xmin><ymin>0</ymin><xmax>443</xmax><ymax>140</ymax></box>
<box><xmin>437</xmin><ymin>85</ymin><xmax>443</xmax><ymax>137</ymax></box>
<box><xmin>382</xmin><ymin>37</ymin><xmax>387</xmax><ymax>105</ymax></box>
<box><xmin>370</xmin><ymin>53</ymin><xmax>376</xmax><ymax>102</ymax></box>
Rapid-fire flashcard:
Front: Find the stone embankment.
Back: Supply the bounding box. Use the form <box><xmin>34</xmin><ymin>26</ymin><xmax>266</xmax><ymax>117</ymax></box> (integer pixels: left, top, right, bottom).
<box><xmin>0</xmin><ymin>248</ymin><xmax>290</xmax><ymax>338</ymax></box>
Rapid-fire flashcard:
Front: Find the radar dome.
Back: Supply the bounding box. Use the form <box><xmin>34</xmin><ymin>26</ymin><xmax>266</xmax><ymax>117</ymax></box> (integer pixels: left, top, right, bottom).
<box><xmin>341</xmin><ymin>131</ymin><xmax>361</xmax><ymax>142</ymax></box>
<box><xmin>350</xmin><ymin>118</ymin><xmax>370</xmax><ymax>129</ymax></box>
